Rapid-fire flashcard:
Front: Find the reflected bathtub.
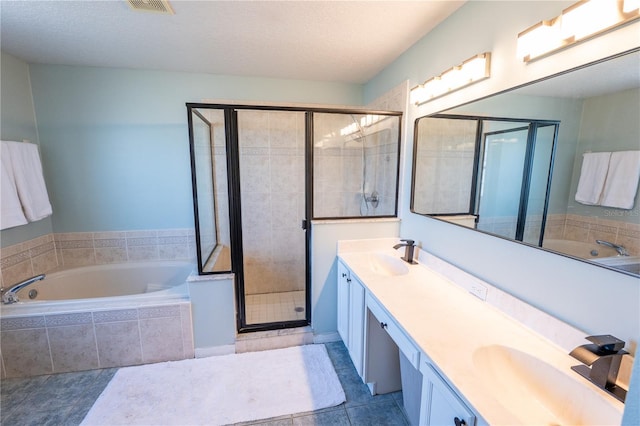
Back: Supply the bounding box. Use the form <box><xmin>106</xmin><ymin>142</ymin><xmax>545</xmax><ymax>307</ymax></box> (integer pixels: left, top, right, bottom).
<box><xmin>542</xmin><ymin>239</ymin><xmax>619</xmax><ymax>260</ymax></box>
<box><xmin>1</xmin><ymin>261</ymin><xmax>196</xmax><ymax>378</ymax></box>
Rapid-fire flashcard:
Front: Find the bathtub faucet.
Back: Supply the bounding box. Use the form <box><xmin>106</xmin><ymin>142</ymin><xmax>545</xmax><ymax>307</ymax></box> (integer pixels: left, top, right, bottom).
<box><xmin>596</xmin><ymin>240</ymin><xmax>629</xmax><ymax>256</ymax></box>
<box><xmin>1</xmin><ymin>274</ymin><xmax>46</xmax><ymax>304</ymax></box>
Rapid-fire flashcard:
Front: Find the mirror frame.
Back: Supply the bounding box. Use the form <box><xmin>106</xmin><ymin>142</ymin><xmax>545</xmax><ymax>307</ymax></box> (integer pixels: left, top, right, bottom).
<box><xmin>410</xmin><ymin>48</ymin><xmax>640</xmax><ymax>278</ymax></box>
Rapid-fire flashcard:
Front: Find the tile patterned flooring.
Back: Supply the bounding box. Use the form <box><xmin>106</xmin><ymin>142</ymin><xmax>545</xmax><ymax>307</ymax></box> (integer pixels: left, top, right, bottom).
<box><xmin>0</xmin><ymin>341</ymin><xmax>408</xmax><ymax>425</ymax></box>
<box><xmin>245</xmin><ymin>291</ymin><xmax>306</xmax><ymax>324</ymax></box>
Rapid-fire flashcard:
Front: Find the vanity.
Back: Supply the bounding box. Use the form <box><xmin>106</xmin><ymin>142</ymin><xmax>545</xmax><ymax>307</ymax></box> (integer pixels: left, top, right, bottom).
<box><xmin>336</xmin><ymin>237</ymin><xmax>626</xmax><ymax>425</ymax></box>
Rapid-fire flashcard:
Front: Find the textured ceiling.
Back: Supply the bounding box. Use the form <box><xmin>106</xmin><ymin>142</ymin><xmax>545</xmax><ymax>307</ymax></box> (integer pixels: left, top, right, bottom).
<box><xmin>1</xmin><ymin>0</ymin><xmax>465</xmax><ymax>84</ymax></box>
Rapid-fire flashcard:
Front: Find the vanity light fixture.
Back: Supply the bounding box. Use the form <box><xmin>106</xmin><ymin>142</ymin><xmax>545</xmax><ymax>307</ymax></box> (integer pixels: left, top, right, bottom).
<box><xmin>517</xmin><ymin>0</ymin><xmax>639</xmax><ymax>62</ymax></box>
<box><xmin>410</xmin><ymin>52</ymin><xmax>491</xmax><ymax>106</ymax></box>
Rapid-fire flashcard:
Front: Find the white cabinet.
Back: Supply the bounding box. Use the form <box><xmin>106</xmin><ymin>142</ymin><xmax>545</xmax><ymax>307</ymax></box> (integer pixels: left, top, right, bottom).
<box><xmin>337</xmin><ymin>261</ymin><xmax>350</xmax><ymax>345</ymax></box>
<box><xmin>337</xmin><ymin>260</ymin><xmax>366</xmax><ymax>378</ymax></box>
<box><xmin>420</xmin><ymin>361</ymin><xmax>477</xmax><ymax>426</ymax></box>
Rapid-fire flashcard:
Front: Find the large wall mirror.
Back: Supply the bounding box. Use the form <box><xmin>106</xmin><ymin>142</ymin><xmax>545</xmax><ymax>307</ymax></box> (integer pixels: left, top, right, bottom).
<box><xmin>411</xmin><ymin>48</ymin><xmax>640</xmax><ymax>277</ymax></box>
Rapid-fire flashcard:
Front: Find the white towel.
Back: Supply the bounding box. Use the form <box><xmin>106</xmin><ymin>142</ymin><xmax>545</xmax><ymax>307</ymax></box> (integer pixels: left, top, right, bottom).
<box><xmin>575</xmin><ymin>151</ymin><xmax>611</xmax><ymax>205</ymax></box>
<box><xmin>601</xmin><ymin>150</ymin><xmax>640</xmax><ymax>210</ymax></box>
<box><xmin>3</xmin><ymin>141</ymin><xmax>53</xmax><ymax>222</ymax></box>
<box><xmin>0</xmin><ymin>142</ymin><xmax>28</xmax><ymax>229</ymax></box>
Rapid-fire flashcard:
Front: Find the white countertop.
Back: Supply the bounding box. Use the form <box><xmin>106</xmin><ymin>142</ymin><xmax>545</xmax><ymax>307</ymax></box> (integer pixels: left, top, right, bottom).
<box><xmin>338</xmin><ymin>242</ymin><xmax>624</xmax><ymax>425</ymax></box>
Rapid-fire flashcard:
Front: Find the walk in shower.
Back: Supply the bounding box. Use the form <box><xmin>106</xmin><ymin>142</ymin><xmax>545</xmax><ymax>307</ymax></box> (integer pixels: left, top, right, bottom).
<box><xmin>188</xmin><ymin>105</ymin><xmax>401</xmax><ymax>332</ymax></box>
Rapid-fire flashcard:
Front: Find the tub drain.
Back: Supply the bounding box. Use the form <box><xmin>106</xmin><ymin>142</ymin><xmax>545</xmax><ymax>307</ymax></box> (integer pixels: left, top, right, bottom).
<box><xmin>294</xmin><ymin>307</ymin><xmax>304</xmax><ymax>312</ymax></box>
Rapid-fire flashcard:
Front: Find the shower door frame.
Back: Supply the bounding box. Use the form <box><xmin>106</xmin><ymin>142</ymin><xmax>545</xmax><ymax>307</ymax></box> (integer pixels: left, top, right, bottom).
<box><xmin>187</xmin><ymin>103</ymin><xmax>403</xmax><ymax>334</ymax></box>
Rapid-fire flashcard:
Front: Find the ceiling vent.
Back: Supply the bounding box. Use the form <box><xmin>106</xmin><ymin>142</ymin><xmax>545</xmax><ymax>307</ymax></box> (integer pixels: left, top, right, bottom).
<box><xmin>127</xmin><ymin>0</ymin><xmax>174</xmax><ymax>14</ymax></box>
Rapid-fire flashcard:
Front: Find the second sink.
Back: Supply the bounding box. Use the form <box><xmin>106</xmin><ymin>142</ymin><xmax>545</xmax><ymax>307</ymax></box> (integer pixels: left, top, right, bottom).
<box><xmin>472</xmin><ymin>344</ymin><xmax>622</xmax><ymax>425</ymax></box>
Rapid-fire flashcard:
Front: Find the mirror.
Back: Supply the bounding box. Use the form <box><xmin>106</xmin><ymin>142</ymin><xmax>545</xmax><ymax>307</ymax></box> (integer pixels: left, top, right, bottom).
<box><xmin>412</xmin><ymin>49</ymin><xmax>640</xmax><ymax>276</ymax></box>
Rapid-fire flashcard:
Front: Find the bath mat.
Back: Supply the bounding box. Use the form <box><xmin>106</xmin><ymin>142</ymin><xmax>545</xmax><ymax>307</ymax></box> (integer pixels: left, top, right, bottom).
<box><xmin>81</xmin><ymin>344</ymin><xmax>345</xmax><ymax>426</ymax></box>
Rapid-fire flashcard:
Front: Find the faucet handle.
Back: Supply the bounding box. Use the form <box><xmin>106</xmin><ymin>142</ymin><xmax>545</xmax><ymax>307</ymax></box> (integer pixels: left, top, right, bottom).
<box><xmin>586</xmin><ymin>335</ymin><xmax>625</xmax><ymax>354</ymax></box>
<box><xmin>400</xmin><ymin>239</ymin><xmax>415</xmax><ymax>246</ymax></box>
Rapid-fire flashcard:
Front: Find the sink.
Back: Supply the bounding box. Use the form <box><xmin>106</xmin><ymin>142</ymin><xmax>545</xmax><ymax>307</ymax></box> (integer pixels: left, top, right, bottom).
<box><xmin>472</xmin><ymin>345</ymin><xmax>622</xmax><ymax>425</ymax></box>
<box><xmin>367</xmin><ymin>253</ymin><xmax>409</xmax><ymax>276</ymax></box>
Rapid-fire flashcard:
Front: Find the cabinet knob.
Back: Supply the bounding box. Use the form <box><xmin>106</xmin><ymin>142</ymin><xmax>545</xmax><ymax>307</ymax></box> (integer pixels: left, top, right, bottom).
<box><xmin>346</xmin><ymin>278</ymin><xmax>351</xmax><ymax>283</ymax></box>
<box><xmin>454</xmin><ymin>417</ymin><xmax>466</xmax><ymax>426</ymax></box>
<box><xmin>380</xmin><ymin>322</ymin><xmax>388</xmax><ymax>329</ymax></box>
<box><xmin>341</xmin><ymin>273</ymin><xmax>347</xmax><ymax>278</ymax></box>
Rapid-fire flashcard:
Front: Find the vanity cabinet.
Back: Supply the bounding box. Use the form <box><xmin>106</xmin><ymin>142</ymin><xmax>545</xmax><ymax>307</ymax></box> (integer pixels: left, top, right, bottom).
<box><xmin>337</xmin><ymin>260</ymin><xmax>366</xmax><ymax>378</ymax></box>
<box><xmin>420</xmin><ymin>361</ymin><xmax>477</xmax><ymax>426</ymax></box>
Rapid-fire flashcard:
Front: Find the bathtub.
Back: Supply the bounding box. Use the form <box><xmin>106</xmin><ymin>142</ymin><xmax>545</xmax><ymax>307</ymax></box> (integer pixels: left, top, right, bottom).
<box><xmin>542</xmin><ymin>239</ymin><xmax>620</xmax><ymax>260</ymax></box>
<box><xmin>4</xmin><ymin>261</ymin><xmax>193</xmax><ymax>312</ymax></box>
<box><xmin>1</xmin><ymin>261</ymin><xmax>196</xmax><ymax>378</ymax></box>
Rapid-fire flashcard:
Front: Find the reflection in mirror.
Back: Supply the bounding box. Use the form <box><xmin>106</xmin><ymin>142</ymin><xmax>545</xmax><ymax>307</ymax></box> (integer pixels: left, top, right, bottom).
<box><xmin>411</xmin><ymin>49</ymin><xmax>640</xmax><ymax>276</ymax></box>
<box><xmin>412</xmin><ymin>115</ymin><xmax>559</xmax><ymax>246</ymax></box>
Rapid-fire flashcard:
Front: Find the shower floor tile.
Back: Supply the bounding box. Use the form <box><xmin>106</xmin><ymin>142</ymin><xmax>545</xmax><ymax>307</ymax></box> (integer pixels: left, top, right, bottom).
<box><xmin>245</xmin><ymin>290</ymin><xmax>306</xmax><ymax>324</ymax></box>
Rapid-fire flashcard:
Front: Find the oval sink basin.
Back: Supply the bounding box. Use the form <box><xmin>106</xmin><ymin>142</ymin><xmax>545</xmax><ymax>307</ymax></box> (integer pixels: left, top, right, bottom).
<box><xmin>367</xmin><ymin>253</ymin><xmax>409</xmax><ymax>276</ymax></box>
<box><xmin>472</xmin><ymin>345</ymin><xmax>622</xmax><ymax>425</ymax></box>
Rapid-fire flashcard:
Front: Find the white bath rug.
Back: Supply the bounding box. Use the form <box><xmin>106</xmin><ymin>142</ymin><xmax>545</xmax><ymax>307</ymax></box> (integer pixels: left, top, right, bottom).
<box><xmin>81</xmin><ymin>344</ymin><xmax>345</xmax><ymax>426</ymax></box>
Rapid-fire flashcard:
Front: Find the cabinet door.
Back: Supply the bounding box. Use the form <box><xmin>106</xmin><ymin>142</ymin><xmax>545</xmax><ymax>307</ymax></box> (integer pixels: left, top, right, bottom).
<box><xmin>348</xmin><ymin>276</ymin><xmax>366</xmax><ymax>378</ymax></box>
<box><xmin>421</xmin><ymin>363</ymin><xmax>476</xmax><ymax>426</ymax></box>
<box><xmin>337</xmin><ymin>261</ymin><xmax>350</xmax><ymax>345</ymax></box>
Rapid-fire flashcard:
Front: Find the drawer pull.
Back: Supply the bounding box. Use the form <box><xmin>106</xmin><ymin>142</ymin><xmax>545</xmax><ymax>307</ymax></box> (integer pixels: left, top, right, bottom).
<box><xmin>380</xmin><ymin>322</ymin><xmax>388</xmax><ymax>329</ymax></box>
<box><xmin>341</xmin><ymin>273</ymin><xmax>347</xmax><ymax>277</ymax></box>
<box><xmin>454</xmin><ymin>417</ymin><xmax>466</xmax><ymax>426</ymax></box>
<box><xmin>347</xmin><ymin>278</ymin><xmax>351</xmax><ymax>283</ymax></box>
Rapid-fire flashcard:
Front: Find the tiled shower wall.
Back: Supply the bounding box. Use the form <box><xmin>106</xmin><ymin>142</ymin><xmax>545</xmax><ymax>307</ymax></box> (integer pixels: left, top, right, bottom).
<box><xmin>238</xmin><ymin>110</ymin><xmax>306</xmax><ymax>295</ymax></box>
<box><xmin>0</xmin><ymin>229</ymin><xmax>195</xmax><ymax>290</ymax></box>
<box><xmin>313</xmin><ymin>115</ymin><xmax>400</xmax><ymax>218</ymax></box>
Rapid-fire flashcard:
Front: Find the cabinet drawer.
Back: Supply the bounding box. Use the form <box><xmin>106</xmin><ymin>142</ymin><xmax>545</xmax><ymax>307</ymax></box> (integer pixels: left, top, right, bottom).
<box><xmin>366</xmin><ymin>294</ymin><xmax>420</xmax><ymax>368</ymax></box>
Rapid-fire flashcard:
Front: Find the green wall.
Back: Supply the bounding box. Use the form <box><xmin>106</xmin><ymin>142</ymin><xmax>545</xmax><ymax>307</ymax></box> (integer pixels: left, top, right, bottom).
<box><xmin>0</xmin><ymin>52</ymin><xmax>53</xmax><ymax>246</ymax></box>
<box><xmin>27</xmin><ymin>64</ymin><xmax>363</xmax><ymax>233</ymax></box>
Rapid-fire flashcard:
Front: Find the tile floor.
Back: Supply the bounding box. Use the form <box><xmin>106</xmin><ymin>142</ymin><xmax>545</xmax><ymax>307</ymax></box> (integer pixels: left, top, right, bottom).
<box><xmin>0</xmin><ymin>341</ymin><xmax>408</xmax><ymax>425</ymax></box>
<box><xmin>245</xmin><ymin>290</ymin><xmax>306</xmax><ymax>324</ymax></box>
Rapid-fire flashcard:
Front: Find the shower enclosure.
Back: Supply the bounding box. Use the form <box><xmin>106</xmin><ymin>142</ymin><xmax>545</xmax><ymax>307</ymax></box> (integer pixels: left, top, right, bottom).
<box><xmin>188</xmin><ymin>104</ymin><xmax>401</xmax><ymax>332</ymax></box>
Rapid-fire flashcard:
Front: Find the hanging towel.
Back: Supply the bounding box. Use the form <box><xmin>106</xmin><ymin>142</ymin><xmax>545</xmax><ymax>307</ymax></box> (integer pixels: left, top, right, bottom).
<box><xmin>4</xmin><ymin>141</ymin><xmax>53</xmax><ymax>222</ymax></box>
<box><xmin>601</xmin><ymin>150</ymin><xmax>640</xmax><ymax>210</ymax></box>
<box><xmin>575</xmin><ymin>151</ymin><xmax>611</xmax><ymax>205</ymax></box>
<box><xmin>0</xmin><ymin>142</ymin><xmax>28</xmax><ymax>229</ymax></box>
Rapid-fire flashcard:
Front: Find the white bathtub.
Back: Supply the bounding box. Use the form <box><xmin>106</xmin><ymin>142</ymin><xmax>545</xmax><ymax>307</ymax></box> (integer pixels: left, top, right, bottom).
<box><xmin>2</xmin><ymin>261</ymin><xmax>194</xmax><ymax>317</ymax></box>
<box><xmin>542</xmin><ymin>239</ymin><xmax>619</xmax><ymax>259</ymax></box>
<box><xmin>1</xmin><ymin>261</ymin><xmax>196</xmax><ymax>378</ymax></box>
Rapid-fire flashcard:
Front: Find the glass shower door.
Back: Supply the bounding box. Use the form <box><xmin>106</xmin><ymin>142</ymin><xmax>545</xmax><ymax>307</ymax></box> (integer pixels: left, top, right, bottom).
<box><xmin>236</xmin><ymin>109</ymin><xmax>307</xmax><ymax>326</ymax></box>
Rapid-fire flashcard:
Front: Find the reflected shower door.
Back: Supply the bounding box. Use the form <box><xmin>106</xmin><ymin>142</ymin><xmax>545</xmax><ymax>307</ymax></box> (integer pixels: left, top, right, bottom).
<box><xmin>237</xmin><ymin>110</ymin><xmax>307</xmax><ymax>326</ymax></box>
<box><xmin>523</xmin><ymin>124</ymin><xmax>557</xmax><ymax>245</ymax></box>
<box><xmin>477</xmin><ymin>125</ymin><xmax>529</xmax><ymax>239</ymax></box>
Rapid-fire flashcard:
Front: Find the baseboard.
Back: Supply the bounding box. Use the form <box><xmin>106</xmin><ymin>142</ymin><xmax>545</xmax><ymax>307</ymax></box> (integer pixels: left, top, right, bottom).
<box><xmin>313</xmin><ymin>331</ymin><xmax>341</xmax><ymax>344</ymax></box>
<box><xmin>194</xmin><ymin>344</ymin><xmax>236</xmax><ymax>358</ymax></box>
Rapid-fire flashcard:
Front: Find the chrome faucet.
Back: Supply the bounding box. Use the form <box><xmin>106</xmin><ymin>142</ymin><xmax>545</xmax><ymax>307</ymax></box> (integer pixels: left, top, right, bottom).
<box><xmin>1</xmin><ymin>274</ymin><xmax>46</xmax><ymax>304</ymax></box>
<box><xmin>596</xmin><ymin>240</ymin><xmax>629</xmax><ymax>256</ymax></box>
<box><xmin>569</xmin><ymin>334</ymin><xmax>628</xmax><ymax>402</ymax></box>
<box><xmin>393</xmin><ymin>239</ymin><xmax>417</xmax><ymax>264</ymax></box>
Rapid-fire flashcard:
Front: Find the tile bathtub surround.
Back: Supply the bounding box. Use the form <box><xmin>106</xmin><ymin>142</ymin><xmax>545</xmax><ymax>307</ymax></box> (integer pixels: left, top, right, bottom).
<box><xmin>56</xmin><ymin>229</ymin><xmax>196</xmax><ymax>266</ymax></box>
<box><xmin>0</xmin><ymin>233</ymin><xmax>57</xmax><ymax>291</ymax></box>
<box><xmin>546</xmin><ymin>214</ymin><xmax>640</xmax><ymax>256</ymax></box>
<box><xmin>0</xmin><ymin>228</ymin><xmax>196</xmax><ymax>288</ymax></box>
<box><xmin>0</xmin><ymin>302</ymin><xmax>195</xmax><ymax>378</ymax></box>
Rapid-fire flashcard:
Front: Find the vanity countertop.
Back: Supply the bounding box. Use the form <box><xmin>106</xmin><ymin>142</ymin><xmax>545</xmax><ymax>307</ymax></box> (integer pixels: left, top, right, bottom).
<box><xmin>338</xmin><ymin>245</ymin><xmax>625</xmax><ymax>425</ymax></box>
